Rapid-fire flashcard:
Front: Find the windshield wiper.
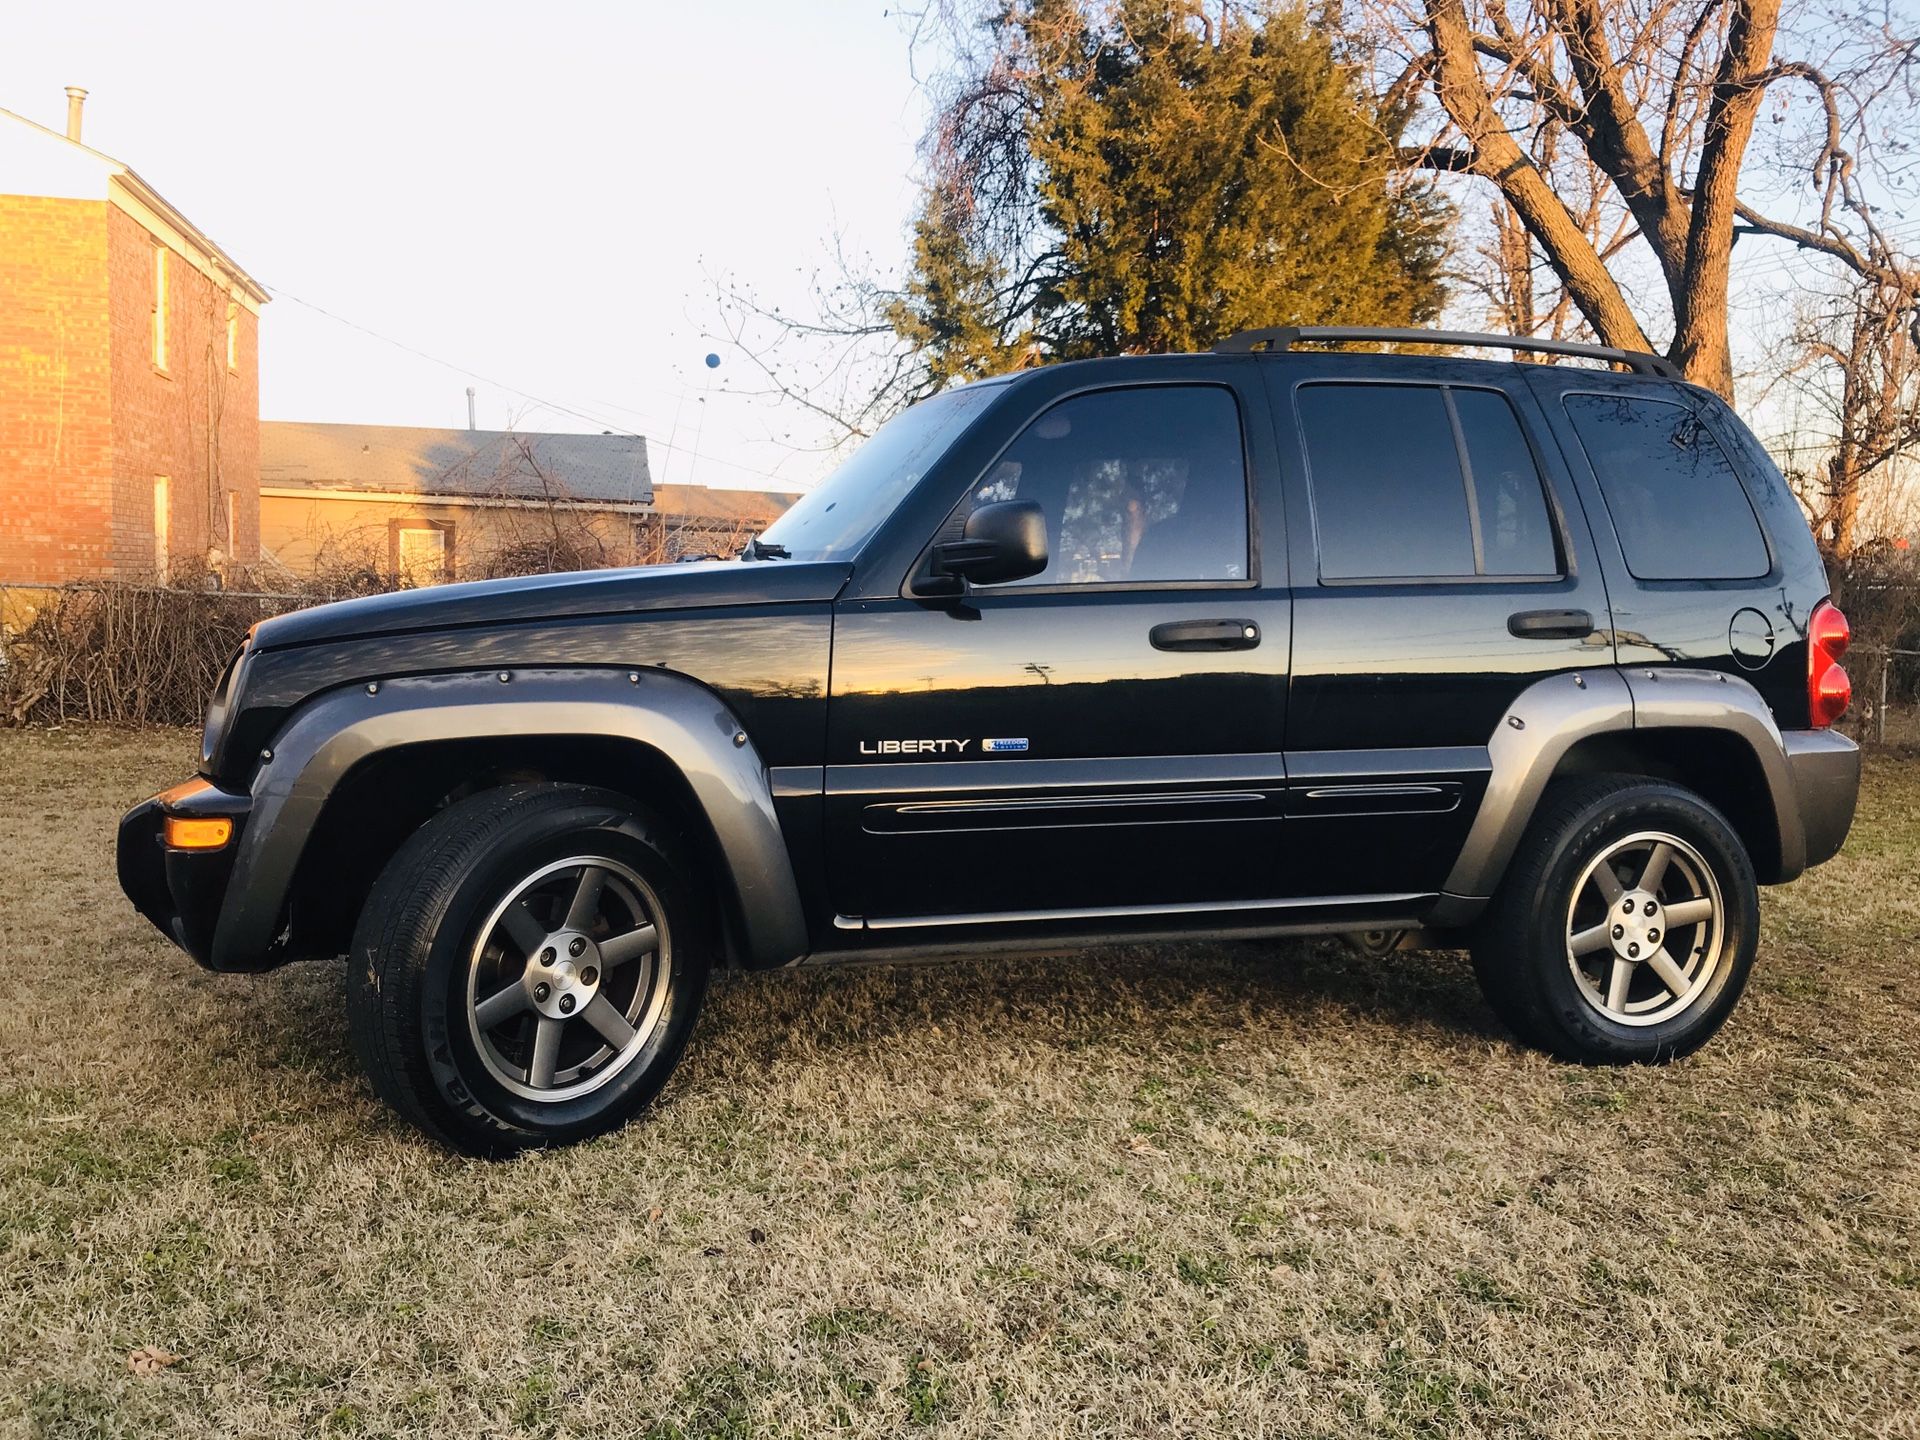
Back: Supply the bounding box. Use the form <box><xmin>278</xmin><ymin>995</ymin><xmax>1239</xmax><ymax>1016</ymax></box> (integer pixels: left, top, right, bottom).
<box><xmin>744</xmin><ymin>536</ymin><xmax>791</xmax><ymax>561</ymax></box>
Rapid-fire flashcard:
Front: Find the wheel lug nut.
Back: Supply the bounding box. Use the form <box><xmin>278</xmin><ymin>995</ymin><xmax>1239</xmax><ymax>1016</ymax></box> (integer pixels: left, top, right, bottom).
<box><xmin>569</xmin><ymin>937</ymin><xmax>587</xmax><ymax>957</ymax></box>
<box><xmin>539</xmin><ymin>947</ymin><xmax>555</xmax><ymax>964</ymax></box>
<box><xmin>581</xmin><ymin>966</ymin><xmax>598</xmax><ymax>986</ymax></box>
<box><xmin>1627</xmin><ymin>943</ymin><xmax>1640</xmax><ymax>958</ymax></box>
<box><xmin>1611</xmin><ymin>925</ymin><xmax>1624</xmax><ymax>939</ymax></box>
<box><xmin>558</xmin><ymin>994</ymin><xmax>576</xmax><ymax>1015</ymax></box>
<box><xmin>1644</xmin><ymin>901</ymin><xmax>1658</xmax><ymax>915</ymax></box>
<box><xmin>1647</xmin><ymin>928</ymin><xmax>1659</xmax><ymax>942</ymax></box>
<box><xmin>1622</xmin><ymin>900</ymin><xmax>1635</xmax><ymax>914</ymax></box>
<box><xmin>533</xmin><ymin>982</ymin><xmax>551</xmax><ymax>1002</ymax></box>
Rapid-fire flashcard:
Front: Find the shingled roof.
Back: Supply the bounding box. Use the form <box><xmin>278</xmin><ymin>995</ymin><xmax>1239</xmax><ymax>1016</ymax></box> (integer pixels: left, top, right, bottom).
<box><xmin>649</xmin><ymin>483</ymin><xmax>800</xmax><ymax>525</ymax></box>
<box><xmin>260</xmin><ymin>422</ymin><xmax>653</xmax><ymax>507</ymax></box>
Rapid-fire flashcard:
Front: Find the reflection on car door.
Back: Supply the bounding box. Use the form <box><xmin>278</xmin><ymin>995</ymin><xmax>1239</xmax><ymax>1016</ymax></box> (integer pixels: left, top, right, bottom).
<box><xmin>826</xmin><ymin>376</ymin><xmax>1293</xmax><ymax>926</ymax></box>
<box><xmin>1267</xmin><ymin>360</ymin><xmax>1613</xmax><ymax>899</ymax></box>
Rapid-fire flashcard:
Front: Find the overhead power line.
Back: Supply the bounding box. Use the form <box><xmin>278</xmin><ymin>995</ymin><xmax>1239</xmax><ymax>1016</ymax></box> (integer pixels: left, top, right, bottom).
<box><xmin>264</xmin><ymin>285</ymin><xmax>798</xmax><ymax>488</ymax></box>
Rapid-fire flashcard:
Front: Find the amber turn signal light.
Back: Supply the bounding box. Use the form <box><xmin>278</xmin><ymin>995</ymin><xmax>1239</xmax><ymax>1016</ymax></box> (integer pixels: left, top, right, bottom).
<box><xmin>163</xmin><ymin>815</ymin><xmax>233</xmax><ymax>850</ymax></box>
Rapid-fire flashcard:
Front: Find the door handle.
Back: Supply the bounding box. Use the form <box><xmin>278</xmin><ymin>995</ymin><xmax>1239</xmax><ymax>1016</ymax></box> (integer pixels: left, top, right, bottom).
<box><xmin>1507</xmin><ymin>608</ymin><xmax>1595</xmax><ymax>640</ymax></box>
<box><xmin>1149</xmin><ymin>619</ymin><xmax>1261</xmax><ymax>652</ymax></box>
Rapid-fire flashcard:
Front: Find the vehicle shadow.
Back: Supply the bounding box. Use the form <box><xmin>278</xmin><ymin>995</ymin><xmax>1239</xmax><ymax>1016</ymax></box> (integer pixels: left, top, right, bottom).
<box><xmin>694</xmin><ymin>936</ymin><xmax>1508</xmax><ymax>1074</ymax></box>
<box><xmin>237</xmin><ymin>936</ymin><xmax>1511</xmax><ymax>1127</ymax></box>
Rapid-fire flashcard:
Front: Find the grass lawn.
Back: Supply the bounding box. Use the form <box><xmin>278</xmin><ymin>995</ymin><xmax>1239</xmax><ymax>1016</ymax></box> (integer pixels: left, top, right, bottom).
<box><xmin>3</xmin><ymin>726</ymin><xmax>1917</xmax><ymax>1438</ymax></box>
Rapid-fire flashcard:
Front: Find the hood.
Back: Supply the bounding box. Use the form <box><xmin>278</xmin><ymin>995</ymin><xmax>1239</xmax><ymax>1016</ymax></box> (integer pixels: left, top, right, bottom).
<box><xmin>250</xmin><ymin>560</ymin><xmax>854</xmax><ymax>652</ymax></box>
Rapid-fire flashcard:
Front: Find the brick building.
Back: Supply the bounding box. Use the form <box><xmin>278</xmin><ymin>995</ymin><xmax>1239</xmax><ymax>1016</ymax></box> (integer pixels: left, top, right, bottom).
<box><xmin>0</xmin><ymin>90</ymin><xmax>267</xmax><ymax>585</ymax></box>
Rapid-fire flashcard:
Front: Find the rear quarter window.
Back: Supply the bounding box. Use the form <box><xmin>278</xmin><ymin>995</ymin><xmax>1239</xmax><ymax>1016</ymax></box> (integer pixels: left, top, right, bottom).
<box><xmin>1563</xmin><ymin>393</ymin><xmax>1770</xmax><ymax>581</ymax></box>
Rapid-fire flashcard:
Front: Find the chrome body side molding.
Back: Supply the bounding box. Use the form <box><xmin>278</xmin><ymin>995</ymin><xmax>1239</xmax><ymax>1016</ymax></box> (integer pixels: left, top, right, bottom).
<box><xmin>834</xmin><ymin>891</ymin><xmax>1430</xmax><ymax>931</ymax></box>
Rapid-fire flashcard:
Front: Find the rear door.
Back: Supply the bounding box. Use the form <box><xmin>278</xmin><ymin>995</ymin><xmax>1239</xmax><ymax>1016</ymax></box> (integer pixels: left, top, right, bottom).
<box><xmin>825</xmin><ymin>363</ymin><xmax>1293</xmax><ymax>926</ymax></box>
<box><xmin>1263</xmin><ymin>357</ymin><xmax>1614</xmax><ymax>898</ymax></box>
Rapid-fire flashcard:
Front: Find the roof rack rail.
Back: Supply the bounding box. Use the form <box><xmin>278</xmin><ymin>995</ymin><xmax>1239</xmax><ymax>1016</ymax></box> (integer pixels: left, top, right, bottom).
<box><xmin>1211</xmin><ymin>325</ymin><xmax>1682</xmax><ymax>379</ymax></box>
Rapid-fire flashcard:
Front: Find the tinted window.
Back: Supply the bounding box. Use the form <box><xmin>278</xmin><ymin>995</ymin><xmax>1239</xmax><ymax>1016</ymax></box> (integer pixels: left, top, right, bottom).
<box><xmin>1564</xmin><ymin>394</ymin><xmax>1770</xmax><ymax>581</ymax></box>
<box><xmin>1453</xmin><ymin>388</ymin><xmax>1561</xmax><ymax>577</ymax></box>
<box><xmin>1299</xmin><ymin>384</ymin><xmax>1560</xmax><ymax>581</ymax></box>
<box><xmin>1300</xmin><ymin>385</ymin><xmax>1472</xmax><ymax>579</ymax></box>
<box><xmin>970</xmin><ymin>386</ymin><xmax>1248</xmax><ymax>585</ymax></box>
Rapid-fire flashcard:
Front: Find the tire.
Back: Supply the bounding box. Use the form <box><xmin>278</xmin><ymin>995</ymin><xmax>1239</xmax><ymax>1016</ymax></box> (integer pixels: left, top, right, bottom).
<box><xmin>1470</xmin><ymin>773</ymin><xmax>1760</xmax><ymax>1064</ymax></box>
<box><xmin>346</xmin><ymin>783</ymin><xmax>711</xmax><ymax>1155</ymax></box>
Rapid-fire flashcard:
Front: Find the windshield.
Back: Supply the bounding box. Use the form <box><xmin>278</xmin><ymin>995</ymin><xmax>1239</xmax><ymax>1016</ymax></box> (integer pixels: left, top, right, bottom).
<box><xmin>753</xmin><ymin>383</ymin><xmax>1003</xmax><ymax>562</ymax></box>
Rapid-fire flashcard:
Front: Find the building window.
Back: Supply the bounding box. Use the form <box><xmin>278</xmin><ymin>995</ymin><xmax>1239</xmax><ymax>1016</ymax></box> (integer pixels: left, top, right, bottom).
<box><xmin>226</xmin><ymin>301</ymin><xmax>239</xmax><ymax>373</ymax></box>
<box><xmin>151</xmin><ymin>246</ymin><xmax>170</xmax><ymax>370</ymax></box>
<box><xmin>393</xmin><ymin>522</ymin><xmax>453</xmax><ymax>587</ymax></box>
<box><xmin>153</xmin><ymin>476</ymin><xmax>171</xmax><ymax>578</ymax></box>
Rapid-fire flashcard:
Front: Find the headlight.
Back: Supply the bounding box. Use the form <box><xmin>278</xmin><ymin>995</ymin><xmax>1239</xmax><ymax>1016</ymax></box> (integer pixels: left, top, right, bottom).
<box><xmin>199</xmin><ymin>642</ymin><xmax>250</xmax><ymax>774</ymax></box>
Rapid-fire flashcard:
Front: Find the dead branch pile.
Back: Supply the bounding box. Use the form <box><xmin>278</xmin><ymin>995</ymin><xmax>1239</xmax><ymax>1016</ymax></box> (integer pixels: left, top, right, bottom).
<box><xmin>0</xmin><ymin>580</ymin><xmax>304</xmax><ymax>728</ymax></box>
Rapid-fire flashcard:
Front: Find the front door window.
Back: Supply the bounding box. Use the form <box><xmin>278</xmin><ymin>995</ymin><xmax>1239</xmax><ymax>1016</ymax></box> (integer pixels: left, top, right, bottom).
<box><xmin>969</xmin><ymin>385</ymin><xmax>1249</xmax><ymax>586</ymax></box>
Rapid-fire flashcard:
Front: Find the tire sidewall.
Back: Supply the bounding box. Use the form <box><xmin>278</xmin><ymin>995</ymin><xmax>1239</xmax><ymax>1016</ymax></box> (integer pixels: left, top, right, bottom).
<box><xmin>1521</xmin><ymin>784</ymin><xmax>1759</xmax><ymax>1061</ymax></box>
<box><xmin>414</xmin><ymin>801</ymin><xmax>709</xmax><ymax>1147</ymax></box>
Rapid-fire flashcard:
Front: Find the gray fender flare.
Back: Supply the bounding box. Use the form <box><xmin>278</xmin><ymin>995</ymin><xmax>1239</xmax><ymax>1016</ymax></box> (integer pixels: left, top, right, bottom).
<box><xmin>1439</xmin><ymin>666</ymin><xmax>1804</xmax><ymax>909</ymax></box>
<box><xmin>211</xmin><ymin>667</ymin><xmax>808</xmax><ymax>971</ymax></box>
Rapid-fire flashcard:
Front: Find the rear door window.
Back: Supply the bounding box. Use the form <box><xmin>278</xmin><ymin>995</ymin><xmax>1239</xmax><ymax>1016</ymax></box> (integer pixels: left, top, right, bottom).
<box><xmin>1296</xmin><ymin>383</ymin><xmax>1561</xmax><ymax>581</ymax></box>
<box><xmin>1454</xmin><ymin>388</ymin><xmax>1561</xmax><ymax>578</ymax></box>
<box><xmin>1563</xmin><ymin>394</ymin><xmax>1770</xmax><ymax>581</ymax></box>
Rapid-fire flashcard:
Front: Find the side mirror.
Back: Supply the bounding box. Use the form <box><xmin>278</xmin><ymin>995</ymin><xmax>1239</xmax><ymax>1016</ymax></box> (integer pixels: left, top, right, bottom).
<box><xmin>931</xmin><ymin>500</ymin><xmax>1048</xmax><ymax>588</ymax></box>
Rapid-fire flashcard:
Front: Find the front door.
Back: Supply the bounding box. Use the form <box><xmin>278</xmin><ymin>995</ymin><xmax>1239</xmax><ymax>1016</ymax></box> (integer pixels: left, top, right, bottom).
<box><xmin>825</xmin><ymin>375</ymin><xmax>1291</xmax><ymax>925</ymax></box>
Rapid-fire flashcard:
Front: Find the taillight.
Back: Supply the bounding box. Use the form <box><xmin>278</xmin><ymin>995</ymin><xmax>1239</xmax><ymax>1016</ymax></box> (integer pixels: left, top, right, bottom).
<box><xmin>1808</xmin><ymin>600</ymin><xmax>1851</xmax><ymax>728</ymax></box>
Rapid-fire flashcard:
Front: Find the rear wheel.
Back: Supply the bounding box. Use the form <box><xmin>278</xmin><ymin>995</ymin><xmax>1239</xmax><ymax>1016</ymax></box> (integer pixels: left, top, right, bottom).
<box><xmin>346</xmin><ymin>784</ymin><xmax>710</xmax><ymax>1155</ymax></box>
<box><xmin>1470</xmin><ymin>775</ymin><xmax>1759</xmax><ymax>1063</ymax></box>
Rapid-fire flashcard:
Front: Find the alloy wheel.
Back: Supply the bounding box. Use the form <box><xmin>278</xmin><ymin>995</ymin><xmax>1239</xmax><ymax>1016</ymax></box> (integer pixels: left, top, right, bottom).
<box><xmin>465</xmin><ymin>855</ymin><xmax>670</xmax><ymax>1101</ymax></box>
<box><xmin>1565</xmin><ymin>830</ymin><xmax>1725</xmax><ymax>1027</ymax></box>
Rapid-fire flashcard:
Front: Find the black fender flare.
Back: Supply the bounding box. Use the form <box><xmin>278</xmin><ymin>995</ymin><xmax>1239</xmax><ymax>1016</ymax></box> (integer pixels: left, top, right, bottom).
<box><xmin>210</xmin><ymin>667</ymin><xmax>808</xmax><ymax>971</ymax></box>
<box><xmin>1437</xmin><ymin>667</ymin><xmax>1806</xmax><ymax>913</ymax></box>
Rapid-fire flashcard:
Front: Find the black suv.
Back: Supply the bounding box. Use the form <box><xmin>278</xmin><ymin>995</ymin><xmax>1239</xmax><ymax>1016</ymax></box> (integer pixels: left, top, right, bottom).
<box><xmin>119</xmin><ymin>327</ymin><xmax>1861</xmax><ymax>1154</ymax></box>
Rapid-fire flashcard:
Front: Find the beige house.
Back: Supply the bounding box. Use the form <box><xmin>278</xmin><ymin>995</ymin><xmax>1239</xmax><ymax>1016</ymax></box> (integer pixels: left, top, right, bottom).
<box><xmin>258</xmin><ymin>422</ymin><xmax>795</xmax><ymax>585</ymax></box>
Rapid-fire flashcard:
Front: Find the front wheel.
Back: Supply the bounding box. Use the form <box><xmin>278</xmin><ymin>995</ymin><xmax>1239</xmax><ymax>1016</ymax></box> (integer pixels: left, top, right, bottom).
<box><xmin>346</xmin><ymin>784</ymin><xmax>711</xmax><ymax>1155</ymax></box>
<box><xmin>1470</xmin><ymin>775</ymin><xmax>1760</xmax><ymax>1063</ymax></box>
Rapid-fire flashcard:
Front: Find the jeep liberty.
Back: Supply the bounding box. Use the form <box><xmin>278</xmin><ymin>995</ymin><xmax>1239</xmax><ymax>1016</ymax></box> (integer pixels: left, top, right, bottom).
<box><xmin>119</xmin><ymin>327</ymin><xmax>1861</xmax><ymax>1153</ymax></box>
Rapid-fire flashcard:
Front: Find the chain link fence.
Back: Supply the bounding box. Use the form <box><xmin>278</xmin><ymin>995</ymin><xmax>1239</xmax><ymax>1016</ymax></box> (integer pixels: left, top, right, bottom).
<box><xmin>1854</xmin><ymin>646</ymin><xmax>1920</xmax><ymax>746</ymax></box>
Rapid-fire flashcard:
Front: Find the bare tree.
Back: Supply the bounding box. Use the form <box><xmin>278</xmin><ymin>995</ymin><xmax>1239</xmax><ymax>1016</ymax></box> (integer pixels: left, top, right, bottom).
<box><xmin>1771</xmin><ymin>276</ymin><xmax>1920</xmax><ymax>565</ymax></box>
<box><xmin>475</xmin><ymin>435</ymin><xmax>763</xmax><ymax>576</ymax></box>
<box><xmin>1376</xmin><ymin>0</ymin><xmax>1920</xmax><ymax>396</ymax></box>
<box><xmin>713</xmin><ymin>244</ymin><xmax>935</xmax><ymax>447</ymax></box>
<box><xmin>1461</xmin><ymin>135</ymin><xmax>1639</xmax><ymax>345</ymax></box>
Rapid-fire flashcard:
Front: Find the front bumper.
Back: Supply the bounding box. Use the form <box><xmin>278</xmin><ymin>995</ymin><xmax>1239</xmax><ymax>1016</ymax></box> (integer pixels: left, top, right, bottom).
<box><xmin>1781</xmin><ymin>728</ymin><xmax>1860</xmax><ymax>871</ymax></box>
<box><xmin>117</xmin><ymin>778</ymin><xmax>251</xmax><ymax>968</ymax></box>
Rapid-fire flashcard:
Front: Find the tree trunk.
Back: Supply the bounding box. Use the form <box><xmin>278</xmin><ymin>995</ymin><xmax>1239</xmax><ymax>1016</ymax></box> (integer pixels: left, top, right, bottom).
<box><xmin>1827</xmin><ymin>446</ymin><xmax>1861</xmax><ymax>560</ymax></box>
<box><xmin>1670</xmin><ymin>0</ymin><xmax>1781</xmax><ymax>397</ymax></box>
<box><xmin>1424</xmin><ymin>0</ymin><xmax>1653</xmax><ymax>354</ymax></box>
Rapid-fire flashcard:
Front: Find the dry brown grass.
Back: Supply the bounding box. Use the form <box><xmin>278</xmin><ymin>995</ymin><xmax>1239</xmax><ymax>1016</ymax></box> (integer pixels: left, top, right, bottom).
<box><xmin>2</xmin><ymin>728</ymin><xmax>1917</xmax><ymax>1439</ymax></box>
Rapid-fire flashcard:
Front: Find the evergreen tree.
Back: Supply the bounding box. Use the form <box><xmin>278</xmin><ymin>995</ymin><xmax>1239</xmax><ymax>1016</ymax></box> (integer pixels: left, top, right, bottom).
<box><xmin>893</xmin><ymin>0</ymin><xmax>1449</xmax><ymax>381</ymax></box>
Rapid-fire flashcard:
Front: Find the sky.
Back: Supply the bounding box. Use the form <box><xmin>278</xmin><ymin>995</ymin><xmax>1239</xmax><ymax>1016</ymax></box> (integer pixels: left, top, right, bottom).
<box><xmin>1</xmin><ymin>0</ymin><xmax>931</xmax><ymax>492</ymax></box>
<box><xmin>5</xmin><ymin>2</ymin><xmax>1911</xmax><ymax>509</ymax></box>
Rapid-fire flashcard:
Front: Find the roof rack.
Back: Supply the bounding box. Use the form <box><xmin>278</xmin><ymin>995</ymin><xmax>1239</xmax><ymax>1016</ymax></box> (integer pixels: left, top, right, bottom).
<box><xmin>1211</xmin><ymin>325</ymin><xmax>1682</xmax><ymax>379</ymax></box>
